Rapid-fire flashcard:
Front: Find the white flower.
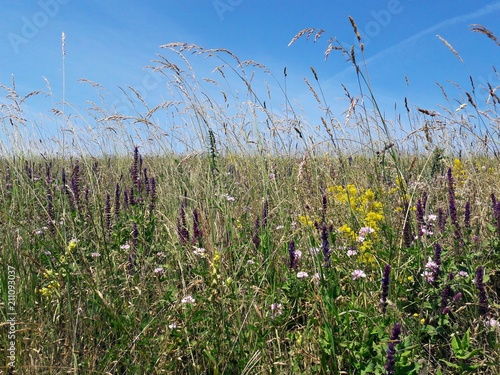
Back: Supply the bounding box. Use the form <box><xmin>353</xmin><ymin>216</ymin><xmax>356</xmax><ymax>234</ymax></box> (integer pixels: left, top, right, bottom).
<box><xmin>347</xmin><ymin>248</ymin><xmax>357</xmax><ymax>257</ymax></box>
<box><xmin>120</xmin><ymin>243</ymin><xmax>130</xmax><ymax>250</ymax></box>
<box><xmin>457</xmin><ymin>271</ymin><xmax>469</xmax><ymax>278</ymax></box>
<box><xmin>181</xmin><ymin>295</ymin><xmax>195</xmax><ymax>304</ymax></box>
<box><xmin>168</xmin><ymin>322</ymin><xmax>178</xmax><ymax>329</ymax></box>
<box><xmin>154</xmin><ymin>267</ymin><xmax>165</xmax><ymax>275</ymax></box>
<box><xmin>91</xmin><ymin>252</ymin><xmax>101</xmax><ymax>258</ymax></box>
<box><xmin>296</xmin><ymin>271</ymin><xmax>308</xmax><ymax>279</ymax></box>
<box><xmin>351</xmin><ymin>269</ymin><xmax>366</xmax><ymax>280</ymax></box>
<box><xmin>294</xmin><ymin>250</ymin><xmax>303</xmax><ymax>260</ymax></box>
<box><xmin>485</xmin><ymin>318</ymin><xmax>500</xmax><ymax>329</ymax></box>
<box><xmin>247</xmin><ymin>259</ymin><xmax>255</xmax><ymax>264</ymax></box>
<box><xmin>276</xmin><ymin>225</ymin><xmax>284</xmax><ymax>230</ymax></box>
<box><xmin>270</xmin><ymin>303</ymin><xmax>283</xmax><ymax>319</ymax></box>
<box><xmin>193</xmin><ymin>247</ymin><xmax>206</xmax><ymax>256</ymax></box>
<box><xmin>426</xmin><ymin>214</ymin><xmax>437</xmax><ymax>222</ymax></box>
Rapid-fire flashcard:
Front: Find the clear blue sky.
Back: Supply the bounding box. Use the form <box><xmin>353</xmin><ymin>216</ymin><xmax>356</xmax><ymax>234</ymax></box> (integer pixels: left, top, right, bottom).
<box><xmin>1</xmin><ymin>1</ymin><xmax>499</xmax><ymax>153</ymax></box>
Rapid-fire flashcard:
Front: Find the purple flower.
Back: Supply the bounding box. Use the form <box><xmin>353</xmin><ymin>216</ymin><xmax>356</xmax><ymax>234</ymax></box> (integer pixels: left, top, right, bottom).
<box><xmin>385</xmin><ymin>322</ymin><xmax>401</xmax><ymax>375</ymax></box>
<box><xmin>381</xmin><ymin>264</ymin><xmax>391</xmax><ymax>313</ymax></box>
<box><xmin>288</xmin><ymin>241</ymin><xmax>298</xmax><ymax>270</ymax></box>
<box><xmin>476</xmin><ymin>266</ymin><xmax>489</xmax><ymax>315</ymax></box>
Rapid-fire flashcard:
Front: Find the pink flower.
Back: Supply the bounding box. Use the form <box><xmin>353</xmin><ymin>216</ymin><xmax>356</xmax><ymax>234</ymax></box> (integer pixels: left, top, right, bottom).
<box><xmin>296</xmin><ymin>271</ymin><xmax>308</xmax><ymax>279</ymax></box>
<box><xmin>351</xmin><ymin>269</ymin><xmax>366</xmax><ymax>280</ymax></box>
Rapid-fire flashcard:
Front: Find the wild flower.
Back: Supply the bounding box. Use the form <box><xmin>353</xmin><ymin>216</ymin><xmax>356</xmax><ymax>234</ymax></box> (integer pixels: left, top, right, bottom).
<box><xmin>457</xmin><ymin>270</ymin><xmax>469</xmax><ymax>278</ymax></box>
<box><xmin>168</xmin><ymin>322</ymin><xmax>178</xmax><ymax>329</ymax></box>
<box><xmin>105</xmin><ymin>193</ymin><xmax>111</xmax><ymax>231</ymax></box>
<box><xmin>154</xmin><ymin>267</ymin><xmax>165</xmax><ymax>275</ymax></box>
<box><xmin>381</xmin><ymin>264</ymin><xmax>391</xmax><ymax>313</ymax></box>
<box><xmin>297</xmin><ymin>214</ymin><xmax>314</xmax><ymax>226</ymax></box>
<box><xmin>288</xmin><ymin>241</ymin><xmax>298</xmax><ymax>270</ymax></box>
<box><xmin>321</xmin><ymin>223</ymin><xmax>330</xmax><ymax>266</ymax></box>
<box><xmin>91</xmin><ymin>252</ymin><xmax>101</xmax><ymax>258</ymax></box>
<box><xmin>121</xmin><ymin>243</ymin><xmax>131</xmax><ymax>251</ymax></box>
<box><xmin>464</xmin><ymin>201</ymin><xmax>471</xmax><ymax>229</ymax></box>
<box><xmin>485</xmin><ymin>318</ymin><xmax>499</xmax><ymax>329</ymax></box>
<box><xmin>247</xmin><ymin>259</ymin><xmax>255</xmax><ymax>264</ymax></box>
<box><xmin>475</xmin><ymin>266</ymin><xmax>489</xmax><ymax>315</ymax></box>
<box><xmin>346</xmin><ymin>247</ymin><xmax>357</xmax><ymax>257</ymax></box>
<box><xmin>296</xmin><ymin>271</ymin><xmax>308</xmax><ymax>279</ymax></box>
<box><xmin>276</xmin><ymin>225</ymin><xmax>284</xmax><ymax>230</ymax></box>
<box><xmin>385</xmin><ymin>322</ymin><xmax>401</xmax><ymax>375</ymax></box>
<box><xmin>351</xmin><ymin>269</ymin><xmax>366</xmax><ymax>280</ymax></box>
<box><xmin>66</xmin><ymin>238</ymin><xmax>78</xmax><ymax>254</ymax></box>
<box><xmin>193</xmin><ymin>247</ymin><xmax>206</xmax><ymax>256</ymax></box>
<box><xmin>421</xmin><ymin>258</ymin><xmax>439</xmax><ymax>283</ymax></box>
<box><xmin>270</xmin><ymin>303</ymin><xmax>283</xmax><ymax>319</ymax></box>
<box><xmin>181</xmin><ymin>295</ymin><xmax>195</xmax><ymax>304</ymax></box>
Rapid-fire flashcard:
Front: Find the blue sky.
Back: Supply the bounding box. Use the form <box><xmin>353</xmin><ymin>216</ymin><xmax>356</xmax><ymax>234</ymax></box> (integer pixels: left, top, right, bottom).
<box><xmin>1</xmin><ymin>0</ymin><xmax>499</xmax><ymax>153</ymax></box>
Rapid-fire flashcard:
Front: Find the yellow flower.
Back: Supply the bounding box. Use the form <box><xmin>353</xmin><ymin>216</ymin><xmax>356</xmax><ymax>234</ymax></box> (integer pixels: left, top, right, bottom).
<box><xmin>407</xmin><ymin>276</ymin><xmax>414</xmax><ymax>282</ymax></box>
<box><xmin>66</xmin><ymin>238</ymin><xmax>78</xmax><ymax>254</ymax></box>
<box><xmin>420</xmin><ymin>318</ymin><xmax>425</xmax><ymax>325</ymax></box>
<box><xmin>338</xmin><ymin>224</ymin><xmax>356</xmax><ymax>240</ymax></box>
<box><xmin>297</xmin><ymin>215</ymin><xmax>314</xmax><ymax>227</ymax></box>
<box><xmin>452</xmin><ymin>158</ymin><xmax>467</xmax><ymax>185</ymax></box>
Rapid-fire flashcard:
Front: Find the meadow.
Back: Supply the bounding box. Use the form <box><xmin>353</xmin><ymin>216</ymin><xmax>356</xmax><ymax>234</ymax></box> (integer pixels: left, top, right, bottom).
<box><xmin>1</xmin><ymin>22</ymin><xmax>500</xmax><ymax>374</ymax></box>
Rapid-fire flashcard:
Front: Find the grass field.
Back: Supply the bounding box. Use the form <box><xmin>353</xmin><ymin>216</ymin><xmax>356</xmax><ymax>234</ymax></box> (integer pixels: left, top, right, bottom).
<box><xmin>1</xmin><ymin>22</ymin><xmax>500</xmax><ymax>374</ymax></box>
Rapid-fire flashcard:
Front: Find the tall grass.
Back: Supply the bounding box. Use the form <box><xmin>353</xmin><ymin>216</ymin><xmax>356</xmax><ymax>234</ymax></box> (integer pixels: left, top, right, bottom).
<box><xmin>1</xmin><ymin>19</ymin><xmax>499</xmax><ymax>374</ymax></box>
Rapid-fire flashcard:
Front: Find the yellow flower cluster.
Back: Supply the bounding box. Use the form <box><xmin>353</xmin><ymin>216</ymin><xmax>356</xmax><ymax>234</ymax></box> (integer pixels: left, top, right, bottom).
<box><xmin>297</xmin><ymin>215</ymin><xmax>315</xmax><ymax>227</ymax></box>
<box><xmin>452</xmin><ymin>159</ymin><xmax>467</xmax><ymax>186</ymax></box>
<box><xmin>39</xmin><ymin>270</ymin><xmax>61</xmax><ymax>298</ymax></box>
<box><xmin>329</xmin><ymin>185</ymin><xmax>385</xmax><ymax>231</ymax></box>
<box><xmin>329</xmin><ymin>184</ymin><xmax>385</xmax><ymax>265</ymax></box>
<box><xmin>66</xmin><ymin>238</ymin><xmax>78</xmax><ymax>254</ymax></box>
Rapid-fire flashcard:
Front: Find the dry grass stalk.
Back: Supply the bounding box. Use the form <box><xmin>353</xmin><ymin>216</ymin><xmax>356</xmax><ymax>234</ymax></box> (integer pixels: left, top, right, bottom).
<box><xmin>436</xmin><ymin>35</ymin><xmax>463</xmax><ymax>62</ymax></box>
<box><xmin>469</xmin><ymin>24</ymin><xmax>500</xmax><ymax>46</ymax></box>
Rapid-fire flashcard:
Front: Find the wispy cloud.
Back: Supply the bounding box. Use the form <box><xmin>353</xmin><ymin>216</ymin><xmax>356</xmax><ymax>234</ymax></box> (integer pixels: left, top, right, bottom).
<box><xmin>329</xmin><ymin>2</ymin><xmax>500</xmax><ymax>81</ymax></box>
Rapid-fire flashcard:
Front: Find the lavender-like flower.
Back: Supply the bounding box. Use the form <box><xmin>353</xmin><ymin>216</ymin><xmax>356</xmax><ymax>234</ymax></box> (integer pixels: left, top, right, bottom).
<box><xmin>288</xmin><ymin>241</ymin><xmax>298</xmax><ymax>270</ymax></box>
<box><xmin>105</xmin><ymin>193</ymin><xmax>111</xmax><ymax>232</ymax></box>
<box><xmin>402</xmin><ymin>203</ymin><xmax>413</xmax><ymax>248</ymax></box>
<box><xmin>493</xmin><ymin>201</ymin><xmax>500</xmax><ymax>237</ymax></box>
<box><xmin>321</xmin><ymin>194</ymin><xmax>327</xmax><ymax>224</ymax></box>
<box><xmin>381</xmin><ymin>264</ymin><xmax>391</xmax><ymax>313</ymax></box>
<box><xmin>131</xmin><ymin>146</ymin><xmax>139</xmax><ymax>188</ymax></box>
<box><xmin>70</xmin><ymin>161</ymin><xmax>81</xmax><ymax>211</ymax></box>
<box><xmin>252</xmin><ymin>216</ymin><xmax>261</xmax><ymax>249</ymax></box>
<box><xmin>385</xmin><ymin>322</ymin><xmax>401</xmax><ymax>375</ymax></box>
<box><xmin>431</xmin><ymin>243</ymin><xmax>442</xmax><ymax>283</ymax></box>
<box><xmin>464</xmin><ymin>201</ymin><xmax>471</xmax><ymax>230</ymax></box>
<box><xmin>476</xmin><ymin>266</ymin><xmax>489</xmax><ymax>315</ymax></box>
<box><xmin>262</xmin><ymin>198</ymin><xmax>269</xmax><ymax>228</ymax></box>
<box><xmin>440</xmin><ymin>284</ymin><xmax>452</xmax><ymax>315</ymax></box>
<box><xmin>177</xmin><ymin>197</ymin><xmax>190</xmax><ymax>245</ymax></box>
<box><xmin>416</xmin><ymin>199</ymin><xmax>425</xmax><ymax>237</ymax></box>
<box><xmin>321</xmin><ymin>223</ymin><xmax>330</xmax><ymax>266</ymax></box>
<box><xmin>114</xmin><ymin>183</ymin><xmax>121</xmax><ymax>218</ymax></box>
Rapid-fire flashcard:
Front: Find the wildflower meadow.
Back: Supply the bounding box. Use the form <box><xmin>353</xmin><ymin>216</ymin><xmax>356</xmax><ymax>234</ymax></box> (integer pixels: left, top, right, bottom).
<box><xmin>1</xmin><ymin>20</ymin><xmax>500</xmax><ymax>374</ymax></box>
